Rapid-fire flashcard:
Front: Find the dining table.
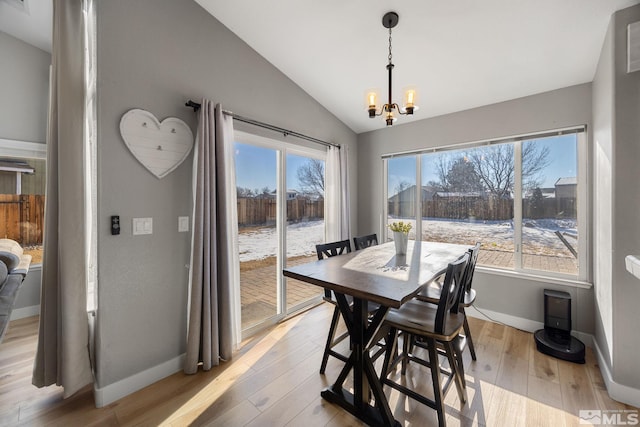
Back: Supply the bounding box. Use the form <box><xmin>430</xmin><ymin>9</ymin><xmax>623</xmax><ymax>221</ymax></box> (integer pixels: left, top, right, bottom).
<box><xmin>283</xmin><ymin>240</ymin><xmax>470</xmax><ymax>427</ymax></box>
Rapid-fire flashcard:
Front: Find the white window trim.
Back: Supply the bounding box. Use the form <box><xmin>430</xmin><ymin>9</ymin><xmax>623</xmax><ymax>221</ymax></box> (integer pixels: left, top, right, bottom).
<box><xmin>0</xmin><ymin>138</ymin><xmax>47</xmax><ymax>159</ymax></box>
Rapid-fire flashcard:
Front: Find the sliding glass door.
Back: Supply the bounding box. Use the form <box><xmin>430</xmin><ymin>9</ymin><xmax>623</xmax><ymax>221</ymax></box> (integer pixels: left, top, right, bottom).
<box><xmin>234</xmin><ymin>132</ymin><xmax>325</xmax><ymax>334</ymax></box>
<box><xmin>235</xmin><ymin>141</ymin><xmax>279</xmax><ymax>331</ymax></box>
<box><xmin>285</xmin><ymin>153</ymin><xmax>326</xmax><ymax>313</ymax></box>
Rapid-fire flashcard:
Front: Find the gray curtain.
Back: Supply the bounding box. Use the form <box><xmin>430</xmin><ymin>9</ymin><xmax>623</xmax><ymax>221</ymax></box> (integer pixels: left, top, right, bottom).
<box><xmin>32</xmin><ymin>0</ymin><xmax>93</xmax><ymax>397</ymax></box>
<box><xmin>184</xmin><ymin>101</ymin><xmax>240</xmax><ymax>374</ymax></box>
<box><xmin>339</xmin><ymin>146</ymin><xmax>351</xmax><ymax>240</ymax></box>
<box><xmin>325</xmin><ymin>145</ymin><xmax>351</xmax><ymax>241</ymax></box>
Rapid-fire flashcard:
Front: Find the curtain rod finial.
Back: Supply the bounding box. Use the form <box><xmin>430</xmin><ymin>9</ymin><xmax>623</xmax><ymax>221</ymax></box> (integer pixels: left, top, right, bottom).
<box><xmin>186</xmin><ymin>100</ymin><xmax>201</xmax><ymax>112</ymax></box>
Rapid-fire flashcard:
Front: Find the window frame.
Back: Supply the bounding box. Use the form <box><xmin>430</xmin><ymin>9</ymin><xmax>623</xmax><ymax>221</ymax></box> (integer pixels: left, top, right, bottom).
<box><xmin>382</xmin><ymin>126</ymin><xmax>589</xmax><ymax>282</ymax></box>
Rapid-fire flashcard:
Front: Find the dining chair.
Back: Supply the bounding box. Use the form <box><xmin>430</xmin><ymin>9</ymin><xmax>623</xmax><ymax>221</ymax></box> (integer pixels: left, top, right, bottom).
<box><xmin>353</xmin><ymin>233</ymin><xmax>378</xmax><ymax>250</ymax></box>
<box><xmin>379</xmin><ymin>253</ymin><xmax>469</xmax><ymax>427</ymax></box>
<box><xmin>315</xmin><ymin>239</ymin><xmax>382</xmax><ymax>374</ymax></box>
<box><xmin>416</xmin><ymin>242</ymin><xmax>481</xmax><ymax>360</ymax></box>
<box><xmin>315</xmin><ymin>239</ymin><xmax>353</xmax><ymax>374</ymax></box>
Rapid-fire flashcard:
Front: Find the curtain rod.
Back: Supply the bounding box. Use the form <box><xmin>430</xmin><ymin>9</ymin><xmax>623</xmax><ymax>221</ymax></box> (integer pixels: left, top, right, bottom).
<box><xmin>185</xmin><ymin>100</ymin><xmax>339</xmax><ymax>149</ymax></box>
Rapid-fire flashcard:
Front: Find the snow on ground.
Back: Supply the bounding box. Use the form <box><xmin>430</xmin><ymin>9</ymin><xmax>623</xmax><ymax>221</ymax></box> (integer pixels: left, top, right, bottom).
<box><xmin>393</xmin><ymin>217</ymin><xmax>578</xmax><ymax>257</ymax></box>
<box><xmin>238</xmin><ymin>221</ymin><xmax>324</xmax><ymax>262</ymax></box>
<box><xmin>238</xmin><ymin>217</ymin><xmax>578</xmax><ymax>262</ymax></box>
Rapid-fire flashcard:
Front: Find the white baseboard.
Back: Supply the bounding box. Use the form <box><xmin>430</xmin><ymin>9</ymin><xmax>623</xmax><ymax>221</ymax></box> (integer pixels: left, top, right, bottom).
<box><xmin>593</xmin><ymin>339</ymin><xmax>640</xmax><ymax>407</ymax></box>
<box><xmin>465</xmin><ymin>305</ymin><xmax>593</xmax><ymax>348</ymax></box>
<box><xmin>94</xmin><ymin>353</ymin><xmax>185</xmax><ymax>408</ymax></box>
<box><xmin>10</xmin><ymin>305</ymin><xmax>40</xmax><ymax>320</ymax></box>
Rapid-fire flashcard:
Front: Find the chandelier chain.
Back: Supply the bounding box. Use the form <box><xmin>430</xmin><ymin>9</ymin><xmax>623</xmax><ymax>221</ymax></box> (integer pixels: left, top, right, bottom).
<box><xmin>388</xmin><ymin>27</ymin><xmax>393</xmax><ymax>64</ymax></box>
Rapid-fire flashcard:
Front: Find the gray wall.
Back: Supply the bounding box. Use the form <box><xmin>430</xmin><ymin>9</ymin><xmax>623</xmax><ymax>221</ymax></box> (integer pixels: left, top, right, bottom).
<box><xmin>593</xmin><ymin>4</ymin><xmax>640</xmax><ymax>393</ymax></box>
<box><xmin>95</xmin><ymin>0</ymin><xmax>357</xmax><ymax>389</ymax></box>
<box><xmin>593</xmin><ymin>10</ymin><xmax>615</xmax><ymax>375</ymax></box>
<box><xmin>0</xmin><ymin>31</ymin><xmax>49</xmax><ymax>314</ymax></box>
<box><xmin>0</xmin><ymin>31</ymin><xmax>50</xmax><ymax>143</ymax></box>
<box><xmin>357</xmin><ymin>83</ymin><xmax>595</xmax><ymax>334</ymax></box>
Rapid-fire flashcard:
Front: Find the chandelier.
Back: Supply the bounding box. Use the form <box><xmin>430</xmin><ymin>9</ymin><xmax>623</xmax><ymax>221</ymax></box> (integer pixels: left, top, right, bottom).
<box><xmin>367</xmin><ymin>12</ymin><xmax>418</xmax><ymax>126</ymax></box>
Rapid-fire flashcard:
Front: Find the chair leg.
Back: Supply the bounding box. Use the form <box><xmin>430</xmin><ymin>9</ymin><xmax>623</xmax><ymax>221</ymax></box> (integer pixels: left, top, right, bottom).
<box><xmin>444</xmin><ymin>341</ymin><xmax>467</xmax><ymax>404</ymax></box>
<box><xmin>427</xmin><ymin>337</ymin><xmax>446</xmax><ymax>427</ymax></box>
<box><xmin>320</xmin><ymin>305</ymin><xmax>341</xmax><ymax>374</ymax></box>
<box><xmin>454</xmin><ymin>338</ymin><xmax>467</xmax><ymax>394</ymax></box>
<box><xmin>401</xmin><ymin>333</ymin><xmax>412</xmax><ymax>375</ymax></box>
<box><xmin>462</xmin><ymin>310</ymin><xmax>477</xmax><ymax>361</ymax></box>
<box><xmin>379</xmin><ymin>326</ymin><xmax>398</xmax><ymax>384</ymax></box>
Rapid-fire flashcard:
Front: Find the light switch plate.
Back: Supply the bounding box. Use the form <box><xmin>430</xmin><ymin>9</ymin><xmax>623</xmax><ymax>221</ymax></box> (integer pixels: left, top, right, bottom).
<box><xmin>178</xmin><ymin>216</ymin><xmax>189</xmax><ymax>232</ymax></box>
<box><xmin>133</xmin><ymin>217</ymin><xmax>153</xmax><ymax>235</ymax></box>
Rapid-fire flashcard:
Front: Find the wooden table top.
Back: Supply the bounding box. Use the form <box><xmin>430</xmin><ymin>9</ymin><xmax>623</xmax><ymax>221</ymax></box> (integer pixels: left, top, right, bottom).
<box><xmin>283</xmin><ymin>240</ymin><xmax>470</xmax><ymax>308</ymax></box>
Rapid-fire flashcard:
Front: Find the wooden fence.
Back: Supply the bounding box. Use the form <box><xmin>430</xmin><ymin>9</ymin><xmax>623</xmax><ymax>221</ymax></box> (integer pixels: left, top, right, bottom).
<box><xmin>388</xmin><ymin>197</ymin><xmax>577</xmax><ymax>221</ymax></box>
<box><xmin>0</xmin><ymin>194</ymin><xmax>45</xmax><ymax>246</ymax></box>
<box><xmin>237</xmin><ymin>197</ymin><xmax>324</xmax><ymax>226</ymax></box>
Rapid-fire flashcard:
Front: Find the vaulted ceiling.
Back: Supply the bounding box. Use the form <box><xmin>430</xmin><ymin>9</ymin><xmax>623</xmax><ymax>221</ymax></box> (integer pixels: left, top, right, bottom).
<box><xmin>2</xmin><ymin>0</ymin><xmax>639</xmax><ymax>134</ymax></box>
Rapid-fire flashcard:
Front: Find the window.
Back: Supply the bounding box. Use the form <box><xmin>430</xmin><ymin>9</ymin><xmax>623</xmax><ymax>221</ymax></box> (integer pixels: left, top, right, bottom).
<box><xmin>0</xmin><ymin>139</ymin><xmax>46</xmax><ymax>265</ymax></box>
<box><xmin>384</xmin><ymin>128</ymin><xmax>586</xmax><ymax>280</ymax></box>
<box><xmin>386</xmin><ymin>156</ymin><xmax>417</xmax><ymax>240</ymax></box>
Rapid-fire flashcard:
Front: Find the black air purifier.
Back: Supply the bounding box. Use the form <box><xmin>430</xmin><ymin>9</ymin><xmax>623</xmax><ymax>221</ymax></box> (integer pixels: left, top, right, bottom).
<box><xmin>534</xmin><ymin>289</ymin><xmax>585</xmax><ymax>363</ymax></box>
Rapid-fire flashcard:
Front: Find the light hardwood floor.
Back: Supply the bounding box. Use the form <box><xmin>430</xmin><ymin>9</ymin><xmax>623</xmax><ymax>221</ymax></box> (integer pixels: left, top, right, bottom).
<box><xmin>1</xmin><ymin>303</ymin><xmax>637</xmax><ymax>426</ymax></box>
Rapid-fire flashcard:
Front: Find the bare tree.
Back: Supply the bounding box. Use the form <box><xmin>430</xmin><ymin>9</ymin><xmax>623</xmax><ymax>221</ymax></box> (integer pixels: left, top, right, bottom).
<box><xmin>428</xmin><ymin>154</ymin><xmax>484</xmax><ymax>193</ymax></box>
<box><xmin>467</xmin><ymin>143</ymin><xmax>550</xmax><ymax>198</ymax></box>
<box><xmin>439</xmin><ymin>157</ymin><xmax>484</xmax><ymax>193</ymax></box>
<box><xmin>521</xmin><ymin>141</ymin><xmax>551</xmax><ymax>190</ymax></box>
<box><xmin>296</xmin><ymin>159</ymin><xmax>324</xmax><ymax>196</ymax></box>
<box><xmin>428</xmin><ymin>154</ymin><xmax>454</xmax><ymax>191</ymax></box>
<box><xmin>236</xmin><ymin>186</ymin><xmax>255</xmax><ymax>198</ymax></box>
<box><xmin>260</xmin><ymin>186</ymin><xmax>271</xmax><ymax>197</ymax></box>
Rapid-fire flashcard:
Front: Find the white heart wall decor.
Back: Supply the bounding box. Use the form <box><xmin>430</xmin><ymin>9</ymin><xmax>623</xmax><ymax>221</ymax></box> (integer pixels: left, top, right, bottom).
<box><xmin>119</xmin><ymin>109</ymin><xmax>194</xmax><ymax>179</ymax></box>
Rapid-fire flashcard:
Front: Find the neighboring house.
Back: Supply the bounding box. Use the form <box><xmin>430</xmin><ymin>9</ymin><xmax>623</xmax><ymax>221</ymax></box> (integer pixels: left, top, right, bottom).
<box><xmin>555</xmin><ymin>176</ymin><xmax>577</xmax><ymax>199</ymax></box>
<box><xmin>0</xmin><ymin>159</ymin><xmax>34</xmax><ymax>195</ymax></box>
<box><xmin>388</xmin><ymin>185</ymin><xmax>438</xmax><ymax>204</ymax></box>
<box><xmin>269</xmin><ymin>189</ymin><xmax>302</xmax><ymax>200</ymax></box>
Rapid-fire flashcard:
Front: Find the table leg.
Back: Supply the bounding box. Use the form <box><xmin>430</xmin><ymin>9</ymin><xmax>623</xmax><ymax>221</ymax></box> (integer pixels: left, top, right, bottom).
<box><xmin>321</xmin><ymin>295</ymin><xmax>400</xmax><ymax>427</ymax></box>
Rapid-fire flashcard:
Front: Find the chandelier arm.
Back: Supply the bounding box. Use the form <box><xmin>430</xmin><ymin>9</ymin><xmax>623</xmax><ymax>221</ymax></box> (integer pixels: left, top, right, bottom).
<box><xmin>394</xmin><ymin>103</ymin><xmax>409</xmax><ymax>115</ymax></box>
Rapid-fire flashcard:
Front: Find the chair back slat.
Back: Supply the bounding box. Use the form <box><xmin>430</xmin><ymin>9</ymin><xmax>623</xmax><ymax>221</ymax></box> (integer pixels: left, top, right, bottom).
<box><xmin>316</xmin><ymin>240</ymin><xmax>352</xmax><ymax>260</ymax></box>
<box><xmin>316</xmin><ymin>240</ymin><xmax>352</xmax><ymax>300</ymax></box>
<box><xmin>460</xmin><ymin>243</ymin><xmax>481</xmax><ymax>299</ymax></box>
<box><xmin>353</xmin><ymin>234</ymin><xmax>378</xmax><ymax>250</ymax></box>
<box><xmin>435</xmin><ymin>253</ymin><xmax>469</xmax><ymax>334</ymax></box>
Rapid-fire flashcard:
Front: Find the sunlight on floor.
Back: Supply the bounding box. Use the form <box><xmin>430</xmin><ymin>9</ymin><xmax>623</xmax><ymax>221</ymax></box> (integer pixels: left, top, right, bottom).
<box><xmin>159</xmin><ymin>314</ymin><xmax>305</xmax><ymax>425</ymax></box>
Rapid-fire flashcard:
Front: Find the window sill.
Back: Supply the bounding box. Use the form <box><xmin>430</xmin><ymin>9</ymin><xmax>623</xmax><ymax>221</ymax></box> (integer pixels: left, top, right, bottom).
<box><xmin>476</xmin><ymin>265</ymin><xmax>593</xmax><ymax>289</ymax></box>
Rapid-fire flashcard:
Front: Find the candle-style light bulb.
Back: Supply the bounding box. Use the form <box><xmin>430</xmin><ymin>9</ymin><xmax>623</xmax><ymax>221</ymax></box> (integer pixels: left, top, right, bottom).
<box><xmin>366</xmin><ymin>90</ymin><xmax>379</xmax><ymax>118</ymax></box>
<box><xmin>403</xmin><ymin>87</ymin><xmax>418</xmax><ymax>115</ymax></box>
